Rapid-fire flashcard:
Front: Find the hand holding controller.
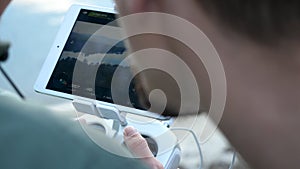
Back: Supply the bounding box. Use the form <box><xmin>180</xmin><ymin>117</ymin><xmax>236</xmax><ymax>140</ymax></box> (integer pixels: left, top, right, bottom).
<box><xmin>73</xmin><ymin>99</ymin><xmax>181</xmax><ymax>169</ymax></box>
<box><xmin>123</xmin><ymin>126</ymin><xmax>164</xmax><ymax>169</ymax></box>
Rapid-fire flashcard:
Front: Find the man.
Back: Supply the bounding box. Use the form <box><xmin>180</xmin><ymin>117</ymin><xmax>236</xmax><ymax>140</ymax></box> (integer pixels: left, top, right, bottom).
<box><xmin>115</xmin><ymin>0</ymin><xmax>300</xmax><ymax>169</ymax></box>
<box><xmin>0</xmin><ymin>1</ymin><xmax>162</xmax><ymax>169</ymax></box>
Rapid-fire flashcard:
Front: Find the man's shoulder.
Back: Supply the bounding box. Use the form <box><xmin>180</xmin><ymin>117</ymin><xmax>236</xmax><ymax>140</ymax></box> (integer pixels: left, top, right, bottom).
<box><xmin>0</xmin><ymin>90</ymin><xmax>148</xmax><ymax>169</ymax></box>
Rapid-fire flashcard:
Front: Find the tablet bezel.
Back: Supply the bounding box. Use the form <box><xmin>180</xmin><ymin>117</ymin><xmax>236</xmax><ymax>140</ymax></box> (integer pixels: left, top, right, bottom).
<box><xmin>34</xmin><ymin>4</ymin><xmax>169</xmax><ymax>120</ymax></box>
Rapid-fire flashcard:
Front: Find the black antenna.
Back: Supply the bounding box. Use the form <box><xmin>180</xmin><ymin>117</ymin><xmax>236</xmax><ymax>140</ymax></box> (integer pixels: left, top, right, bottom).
<box><xmin>0</xmin><ymin>42</ymin><xmax>25</xmax><ymax>100</ymax></box>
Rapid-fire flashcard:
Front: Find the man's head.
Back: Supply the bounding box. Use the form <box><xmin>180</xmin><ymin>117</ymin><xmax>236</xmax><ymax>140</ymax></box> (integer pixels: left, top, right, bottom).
<box><xmin>117</xmin><ymin>0</ymin><xmax>300</xmax><ymax>44</ymax></box>
<box><xmin>115</xmin><ymin>0</ymin><xmax>300</xmax><ymax>115</ymax></box>
<box><xmin>200</xmin><ymin>0</ymin><xmax>300</xmax><ymax>43</ymax></box>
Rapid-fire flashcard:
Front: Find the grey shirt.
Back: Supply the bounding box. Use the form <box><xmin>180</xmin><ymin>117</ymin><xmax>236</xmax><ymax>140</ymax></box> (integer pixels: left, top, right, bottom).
<box><xmin>0</xmin><ymin>91</ymin><xmax>148</xmax><ymax>169</ymax></box>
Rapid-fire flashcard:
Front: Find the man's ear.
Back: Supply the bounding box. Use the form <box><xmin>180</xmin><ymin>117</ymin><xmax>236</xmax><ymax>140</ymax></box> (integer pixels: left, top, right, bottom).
<box><xmin>115</xmin><ymin>0</ymin><xmax>161</xmax><ymax>15</ymax></box>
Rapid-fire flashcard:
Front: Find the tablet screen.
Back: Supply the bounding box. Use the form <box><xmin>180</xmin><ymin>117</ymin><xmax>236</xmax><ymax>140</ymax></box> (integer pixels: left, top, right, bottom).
<box><xmin>46</xmin><ymin>9</ymin><xmax>145</xmax><ymax>110</ymax></box>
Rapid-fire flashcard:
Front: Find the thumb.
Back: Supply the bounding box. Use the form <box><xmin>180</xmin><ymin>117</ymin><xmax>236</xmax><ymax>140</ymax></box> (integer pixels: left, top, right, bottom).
<box><xmin>123</xmin><ymin>126</ymin><xmax>164</xmax><ymax>169</ymax></box>
<box><xmin>123</xmin><ymin>126</ymin><xmax>153</xmax><ymax>158</ymax></box>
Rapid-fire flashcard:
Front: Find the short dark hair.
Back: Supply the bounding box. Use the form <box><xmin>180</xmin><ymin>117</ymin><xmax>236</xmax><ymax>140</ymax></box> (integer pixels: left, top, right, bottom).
<box><xmin>200</xmin><ymin>0</ymin><xmax>300</xmax><ymax>43</ymax></box>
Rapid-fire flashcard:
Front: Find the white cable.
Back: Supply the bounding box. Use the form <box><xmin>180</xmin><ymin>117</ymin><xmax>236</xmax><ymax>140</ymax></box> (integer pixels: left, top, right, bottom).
<box><xmin>170</xmin><ymin>128</ymin><xmax>203</xmax><ymax>169</ymax></box>
<box><xmin>170</xmin><ymin>127</ymin><xmax>236</xmax><ymax>169</ymax></box>
<box><xmin>228</xmin><ymin>151</ymin><xmax>236</xmax><ymax>169</ymax></box>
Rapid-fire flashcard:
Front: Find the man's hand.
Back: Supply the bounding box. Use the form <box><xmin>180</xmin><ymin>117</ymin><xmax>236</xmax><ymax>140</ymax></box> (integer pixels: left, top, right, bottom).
<box><xmin>123</xmin><ymin>126</ymin><xmax>164</xmax><ymax>169</ymax></box>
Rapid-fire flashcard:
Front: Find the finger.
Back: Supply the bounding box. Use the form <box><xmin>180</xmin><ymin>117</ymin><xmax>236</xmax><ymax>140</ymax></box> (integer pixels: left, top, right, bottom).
<box><xmin>114</xmin><ymin>0</ymin><xmax>145</xmax><ymax>15</ymax></box>
<box><xmin>123</xmin><ymin>126</ymin><xmax>164</xmax><ymax>169</ymax></box>
<box><xmin>124</xmin><ymin>126</ymin><xmax>153</xmax><ymax>158</ymax></box>
<box><xmin>114</xmin><ymin>0</ymin><xmax>130</xmax><ymax>15</ymax></box>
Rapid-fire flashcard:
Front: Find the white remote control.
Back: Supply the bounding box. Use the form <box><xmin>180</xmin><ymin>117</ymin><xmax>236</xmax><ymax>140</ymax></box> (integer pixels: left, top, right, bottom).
<box><xmin>73</xmin><ymin>99</ymin><xmax>181</xmax><ymax>169</ymax></box>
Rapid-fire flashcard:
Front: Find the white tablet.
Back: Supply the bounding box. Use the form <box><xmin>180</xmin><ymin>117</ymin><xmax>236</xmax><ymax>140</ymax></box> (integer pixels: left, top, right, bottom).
<box><xmin>35</xmin><ymin>5</ymin><xmax>169</xmax><ymax>120</ymax></box>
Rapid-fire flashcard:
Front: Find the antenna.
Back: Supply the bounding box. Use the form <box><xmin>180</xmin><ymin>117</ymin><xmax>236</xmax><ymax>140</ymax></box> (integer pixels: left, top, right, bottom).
<box><xmin>0</xmin><ymin>42</ymin><xmax>25</xmax><ymax>100</ymax></box>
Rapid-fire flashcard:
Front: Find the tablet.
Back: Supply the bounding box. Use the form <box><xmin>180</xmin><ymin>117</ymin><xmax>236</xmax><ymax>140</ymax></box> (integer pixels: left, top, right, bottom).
<box><xmin>35</xmin><ymin>5</ymin><xmax>168</xmax><ymax>120</ymax></box>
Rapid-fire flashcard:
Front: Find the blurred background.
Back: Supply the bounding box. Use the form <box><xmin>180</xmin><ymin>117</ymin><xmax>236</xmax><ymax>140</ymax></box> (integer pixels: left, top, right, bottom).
<box><xmin>0</xmin><ymin>0</ymin><xmax>250</xmax><ymax>168</ymax></box>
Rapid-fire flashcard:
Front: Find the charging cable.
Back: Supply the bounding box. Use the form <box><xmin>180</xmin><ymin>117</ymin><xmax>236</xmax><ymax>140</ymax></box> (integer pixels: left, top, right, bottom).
<box><xmin>228</xmin><ymin>151</ymin><xmax>236</xmax><ymax>169</ymax></box>
<box><xmin>170</xmin><ymin>127</ymin><xmax>236</xmax><ymax>169</ymax></box>
<box><xmin>170</xmin><ymin>128</ymin><xmax>203</xmax><ymax>169</ymax></box>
